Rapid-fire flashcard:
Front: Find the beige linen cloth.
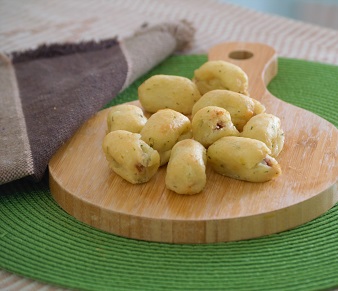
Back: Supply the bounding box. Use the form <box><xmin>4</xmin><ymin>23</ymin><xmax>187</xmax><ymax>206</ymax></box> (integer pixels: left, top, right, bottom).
<box><xmin>0</xmin><ymin>0</ymin><xmax>337</xmax><ymax>289</ymax></box>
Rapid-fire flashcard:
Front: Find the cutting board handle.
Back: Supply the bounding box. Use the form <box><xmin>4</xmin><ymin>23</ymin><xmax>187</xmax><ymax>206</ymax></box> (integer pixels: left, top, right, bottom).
<box><xmin>208</xmin><ymin>42</ymin><xmax>278</xmax><ymax>99</ymax></box>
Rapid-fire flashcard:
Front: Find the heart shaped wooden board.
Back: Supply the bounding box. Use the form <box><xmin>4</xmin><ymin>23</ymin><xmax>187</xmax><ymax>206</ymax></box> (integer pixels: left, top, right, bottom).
<box><xmin>49</xmin><ymin>42</ymin><xmax>338</xmax><ymax>243</ymax></box>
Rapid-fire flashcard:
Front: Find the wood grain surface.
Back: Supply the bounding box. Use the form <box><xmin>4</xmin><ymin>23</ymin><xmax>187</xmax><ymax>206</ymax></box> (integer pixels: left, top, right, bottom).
<box><xmin>49</xmin><ymin>42</ymin><xmax>338</xmax><ymax>243</ymax></box>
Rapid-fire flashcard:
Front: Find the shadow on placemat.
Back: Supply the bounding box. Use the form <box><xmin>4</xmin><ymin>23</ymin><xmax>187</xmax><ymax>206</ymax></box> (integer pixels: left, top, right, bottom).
<box><xmin>0</xmin><ymin>55</ymin><xmax>337</xmax><ymax>291</ymax></box>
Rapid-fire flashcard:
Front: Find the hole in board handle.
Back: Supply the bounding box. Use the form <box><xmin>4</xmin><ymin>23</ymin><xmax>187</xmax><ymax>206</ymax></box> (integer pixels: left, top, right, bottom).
<box><xmin>228</xmin><ymin>50</ymin><xmax>253</xmax><ymax>60</ymax></box>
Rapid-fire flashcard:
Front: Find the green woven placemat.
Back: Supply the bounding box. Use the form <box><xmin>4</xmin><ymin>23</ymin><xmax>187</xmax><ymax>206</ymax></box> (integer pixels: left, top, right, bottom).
<box><xmin>1</xmin><ymin>55</ymin><xmax>337</xmax><ymax>291</ymax></box>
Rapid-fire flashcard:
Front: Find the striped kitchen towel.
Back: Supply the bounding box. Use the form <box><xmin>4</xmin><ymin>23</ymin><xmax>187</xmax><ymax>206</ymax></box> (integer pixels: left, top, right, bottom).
<box><xmin>0</xmin><ymin>21</ymin><xmax>194</xmax><ymax>185</ymax></box>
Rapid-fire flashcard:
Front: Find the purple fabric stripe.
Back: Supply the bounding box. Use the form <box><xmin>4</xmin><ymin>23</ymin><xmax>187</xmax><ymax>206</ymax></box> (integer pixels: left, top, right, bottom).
<box><xmin>13</xmin><ymin>43</ymin><xmax>128</xmax><ymax>180</ymax></box>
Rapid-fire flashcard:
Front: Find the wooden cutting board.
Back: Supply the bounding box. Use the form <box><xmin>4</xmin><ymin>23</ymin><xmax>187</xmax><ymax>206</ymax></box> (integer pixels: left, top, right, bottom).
<box><xmin>49</xmin><ymin>42</ymin><xmax>338</xmax><ymax>243</ymax></box>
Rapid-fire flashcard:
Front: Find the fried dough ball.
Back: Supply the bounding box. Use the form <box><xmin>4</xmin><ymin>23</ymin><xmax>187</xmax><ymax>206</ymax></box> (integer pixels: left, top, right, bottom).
<box><xmin>241</xmin><ymin>113</ymin><xmax>285</xmax><ymax>157</ymax></box>
<box><xmin>207</xmin><ymin>136</ymin><xmax>281</xmax><ymax>182</ymax></box>
<box><xmin>106</xmin><ymin>104</ymin><xmax>147</xmax><ymax>133</ymax></box>
<box><xmin>102</xmin><ymin>130</ymin><xmax>160</xmax><ymax>184</ymax></box>
<box><xmin>193</xmin><ymin>60</ymin><xmax>249</xmax><ymax>95</ymax></box>
<box><xmin>192</xmin><ymin>106</ymin><xmax>239</xmax><ymax>147</ymax></box>
<box><xmin>166</xmin><ymin>139</ymin><xmax>207</xmax><ymax>194</ymax></box>
<box><xmin>140</xmin><ymin>109</ymin><xmax>192</xmax><ymax>165</ymax></box>
<box><xmin>138</xmin><ymin>75</ymin><xmax>201</xmax><ymax>114</ymax></box>
<box><xmin>192</xmin><ymin>89</ymin><xmax>265</xmax><ymax>131</ymax></box>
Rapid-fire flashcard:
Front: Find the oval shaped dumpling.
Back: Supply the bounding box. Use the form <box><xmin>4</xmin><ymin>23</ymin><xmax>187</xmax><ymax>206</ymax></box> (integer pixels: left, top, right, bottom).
<box><xmin>192</xmin><ymin>106</ymin><xmax>239</xmax><ymax>147</ymax></box>
<box><xmin>207</xmin><ymin>136</ymin><xmax>281</xmax><ymax>182</ymax></box>
<box><xmin>107</xmin><ymin>104</ymin><xmax>147</xmax><ymax>133</ymax></box>
<box><xmin>166</xmin><ymin>139</ymin><xmax>207</xmax><ymax>195</ymax></box>
<box><xmin>192</xmin><ymin>89</ymin><xmax>265</xmax><ymax>131</ymax></box>
<box><xmin>241</xmin><ymin>113</ymin><xmax>285</xmax><ymax>157</ymax></box>
<box><xmin>102</xmin><ymin>130</ymin><xmax>160</xmax><ymax>184</ymax></box>
<box><xmin>140</xmin><ymin>109</ymin><xmax>192</xmax><ymax>164</ymax></box>
<box><xmin>138</xmin><ymin>75</ymin><xmax>201</xmax><ymax>114</ymax></box>
<box><xmin>193</xmin><ymin>60</ymin><xmax>249</xmax><ymax>95</ymax></box>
